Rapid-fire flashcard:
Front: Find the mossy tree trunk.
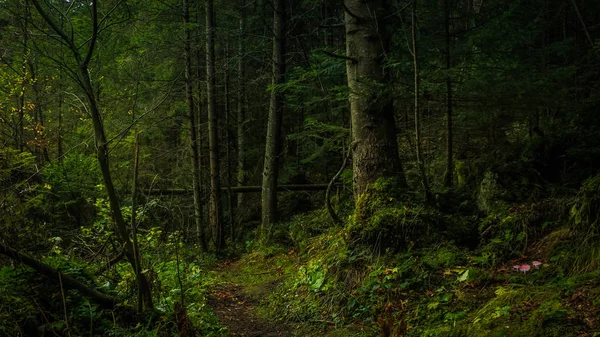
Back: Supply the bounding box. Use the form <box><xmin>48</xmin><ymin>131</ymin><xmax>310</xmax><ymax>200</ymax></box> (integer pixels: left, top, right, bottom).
<box><xmin>344</xmin><ymin>0</ymin><xmax>406</xmax><ymax>199</ymax></box>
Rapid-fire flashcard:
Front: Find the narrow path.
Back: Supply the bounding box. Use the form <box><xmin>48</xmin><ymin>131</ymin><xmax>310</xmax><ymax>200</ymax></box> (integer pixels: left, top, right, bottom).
<box><xmin>208</xmin><ymin>263</ymin><xmax>292</xmax><ymax>337</ymax></box>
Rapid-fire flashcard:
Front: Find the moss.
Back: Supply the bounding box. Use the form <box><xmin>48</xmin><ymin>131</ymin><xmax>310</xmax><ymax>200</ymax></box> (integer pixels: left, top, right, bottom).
<box><xmin>422</xmin><ymin>245</ymin><xmax>468</xmax><ymax>270</ymax></box>
<box><xmin>348</xmin><ymin>178</ymin><xmax>442</xmax><ymax>251</ymax></box>
<box><xmin>477</xmin><ymin>171</ymin><xmax>511</xmax><ymax>214</ymax></box>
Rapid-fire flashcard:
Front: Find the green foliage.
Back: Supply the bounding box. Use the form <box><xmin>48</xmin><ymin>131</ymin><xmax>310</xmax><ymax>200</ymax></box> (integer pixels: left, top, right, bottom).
<box><xmin>39</xmin><ymin>154</ymin><xmax>101</xmax><ymax>227</ymax></box>
<box><xmin>570</xmin><ymin>174</ymin><xmax>600</xmax><ymax>240</ymax></box>
<box><xmin>0</xmin><ymin>267</ymin><xmax>37</xmax><ymax>335</ymax></box>
<box><xmin>478</xmin><ymin>199</ymin><xmax>566</xmax><ymax>265</ymax></box>
<box><xmin>0</xmin><ymin>148</ymin><xmax>36</xmax><ymax>184</ymax></box>
<box><xmin>349</xmin><ymin>178</ymin><xmax>441</xmax><ymax>251</ymax></box>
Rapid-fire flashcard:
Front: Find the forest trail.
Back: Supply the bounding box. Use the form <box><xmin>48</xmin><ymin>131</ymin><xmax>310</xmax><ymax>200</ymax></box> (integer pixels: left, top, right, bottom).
<box><xmin>208</xmin><ymin>261</ymin><xmax>293</xmax><ymax>337</ymax></box>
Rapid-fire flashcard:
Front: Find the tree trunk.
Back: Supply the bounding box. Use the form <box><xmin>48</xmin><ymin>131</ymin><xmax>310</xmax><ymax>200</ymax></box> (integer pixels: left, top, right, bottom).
<box><xmin>442</xmin><ymin>0</ymin><xmax>454</xmax><ymax>188</ymax></box>
<box><xmin>184</xmin><ymin>0</ymin><xmax>208</xmax><ymax>252</ymax></box>
<box><xmin>412</xmin><ymin>0</ymin><xmax>432</xmax><ymax>202</ymax></box>
<box><xmin>237</xmin><ymin>0</ymin><xmax>247</xmax><ymax>209</ymax></box>
<box><xmin>206</xmin><ymin>0</ymin><xmax>224</xmax><ymax>251</ymax></box>
<box><xmin>344</xmin><ymin>0</ymin><xmax>406</xmax><ymax>199</ymax></box>
<box><xmin>261</xmin><ymin>0</ymin><xmax>286</xmax><ymax>234</ymax></box>
<box><xmin>31</xmin><ymin>0</ymin><xmax>153</xmax><ymax>311</ymax></box>
<box><xmin>0</xmin><ymin>242</ymin><xmax>118</xmax><ymax>309</ymax></box>
<box><xmin>225</xmin><ymin>45</ymin><xmax>235</xmax><ymax>243</ymax></box>
<box><xmin>131</xmin><ymin>132</ymin><xmax>143</xmax><ymax>312</ymax></box>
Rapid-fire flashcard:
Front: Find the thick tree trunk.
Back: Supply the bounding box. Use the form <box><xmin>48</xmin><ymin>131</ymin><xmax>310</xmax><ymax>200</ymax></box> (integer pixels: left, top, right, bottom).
<box><xmin>344</xmin><ymin>0</ymin><xmax>406</xmax><ymax>199</ymax></box>
<box><xmin>206</xmin><ymin>0</ymin><xmax>224</xmax><ymax>251</ymax></box>
<box><xmin>31</xmin><ymin>0</ymin><xmax>153</xmax><ymax>310</ymax></box>
<box><xmin>261</xmin><ymin>0</ymin><xmax>286</xmax><ymax>234</ymax></box>
<box><xmin>184</xmin><ymin>0</ymin><xmax>208</xmax><ymax>252</ymax></box>
<box><xmin>237</xmin><ymin>0</ymin><xmax>247</xmax><ymax>209</ymax></box>
<box><xmin>412</xmin><ymin>0</ymin><xmax>432</xmax><ymax>202</ymax></box>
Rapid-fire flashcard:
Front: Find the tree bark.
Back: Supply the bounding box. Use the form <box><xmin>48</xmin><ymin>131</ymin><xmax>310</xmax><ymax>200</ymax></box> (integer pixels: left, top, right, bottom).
<box><xmin>0</xmin><ymin>242</ymin><xmax>117</xmax><ymax>309</ymax></box>
<box><xmin>412</xmin><ymin>0</ymin><xmax>432</xmax><ymax>202</ymax></box>
<box><xmin>131</xmin><ymin>132</ymin><xmax>143</xmax><ymax>312</ymax></box>
<box><xmin>442</xmin><ymin>0</ymin><xmax>454</xmax><ymax>188</ymax></box>
<box><xmin>184</xmin><ymin>0</ymin><xmax>208</xmax><ymax>252</ymax></box>
<box><xmin>206</xmin><ymin>0</ymin><xmax>224</xmax><ymax>251</ymax></box>
<box><xmin>237</xmin><ymin>0</ymin><xmax>248</xmax><ymax>209</ymax></box>
<box><xmin>344</xmin><ymin>0</ymin><xmax>406</xmax><ymax>199</ymax></box>
<box><xmin>261</xmin><ymin>0</ymin><xmax>286</xmax><ymax>234</ymax></box>
<box><xmin>225</xmin><ymin>44</ymin><xmax>235</xmax><ymax>243</ymax></box>
<box><xmin>31</xmin><ymin>0</ymin><xmax>153</xmax><ymax>311</ymax></box>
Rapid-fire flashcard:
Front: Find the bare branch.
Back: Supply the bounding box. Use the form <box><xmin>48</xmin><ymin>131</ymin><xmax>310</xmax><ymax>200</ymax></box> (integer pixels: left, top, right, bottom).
<box><xmin>30</xmin><ymin>0</ymin><xmax>81</xmax><ymax>63</ymax></box>
<box><xmin>81</xmin><ymin>1</ymin><xmax>98</xmax><ymax>68</ymax></box>
<box><xmin>320</xmin><ymin>49</ymin><xmax>358</xmax><ymax>63</ymax></box>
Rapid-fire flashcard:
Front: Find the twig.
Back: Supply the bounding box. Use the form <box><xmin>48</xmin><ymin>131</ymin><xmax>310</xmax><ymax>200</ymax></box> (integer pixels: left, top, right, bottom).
<box><xmin>95</xmin><ymin>250</ymin><xmax>125</xmax><ymax>276</ymax></box>
<box><xmin>33</xmin><ymin>299</ymin><xmax>60</xmax><ymax>337</ymax></box>
<box><xmin>58</xmin><ymin>272</ymin><xmax>72</xmax><ymax>337</ymax></box>
<box><xmin>569</xmin><ymin>0</ymin><xmax>594</xmax><ymax>46</ymax></box>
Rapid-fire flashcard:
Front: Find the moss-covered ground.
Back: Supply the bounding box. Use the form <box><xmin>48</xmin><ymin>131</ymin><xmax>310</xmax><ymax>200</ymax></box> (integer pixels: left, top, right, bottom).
<box><xmin>209</xmin><ymin>177</ymin><xmax>600</xmax><ymax>337</ymax></box>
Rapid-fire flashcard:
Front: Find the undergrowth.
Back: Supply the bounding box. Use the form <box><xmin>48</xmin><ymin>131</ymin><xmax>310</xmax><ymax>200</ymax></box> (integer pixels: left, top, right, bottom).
<box><xmin>225</xmin><ymin>177</ymin><xmax>600</xmax><ymax>337</ymax></box>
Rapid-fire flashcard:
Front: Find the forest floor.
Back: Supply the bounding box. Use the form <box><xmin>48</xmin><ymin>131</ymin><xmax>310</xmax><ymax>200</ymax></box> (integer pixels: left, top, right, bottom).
<box><xmin>208</xmin><ymin>260</ymin><xmax>293</xmax><ymax>337</ymax></box>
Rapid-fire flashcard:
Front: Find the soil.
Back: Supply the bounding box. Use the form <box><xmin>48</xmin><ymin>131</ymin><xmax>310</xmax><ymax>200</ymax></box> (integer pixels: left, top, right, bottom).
<box><xmin>208</xmin><ymin>263</ymin><xmax>292</xmax><ymax>337</ymax></box>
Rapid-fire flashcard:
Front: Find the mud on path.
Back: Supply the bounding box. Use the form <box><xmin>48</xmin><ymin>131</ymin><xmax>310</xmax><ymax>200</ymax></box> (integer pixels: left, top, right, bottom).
<box><xmin>208</xmin><ymin>262</ymin><xmax>292</xmax><ymax>337</ymax></box>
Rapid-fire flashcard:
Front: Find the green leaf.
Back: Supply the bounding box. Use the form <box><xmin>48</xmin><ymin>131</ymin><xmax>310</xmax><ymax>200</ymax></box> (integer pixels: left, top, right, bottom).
<box><xmin>457</xmin><ymin>269</ymin><xmax>470</xmax><ymax>282</ymax></box>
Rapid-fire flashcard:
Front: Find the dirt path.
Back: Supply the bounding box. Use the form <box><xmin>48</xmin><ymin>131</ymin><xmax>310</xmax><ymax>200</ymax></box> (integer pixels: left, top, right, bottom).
<box><xmin>208</xmin><ymin>263</ymin><xmax>293</xmax><ymax>337</ymax></box>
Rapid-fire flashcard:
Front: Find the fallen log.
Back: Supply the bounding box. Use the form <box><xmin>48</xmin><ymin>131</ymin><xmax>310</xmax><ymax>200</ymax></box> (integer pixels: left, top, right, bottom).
<box><xmin>0</xmin><ymin>242</ymin><xmax>118</xmax><ymax>309</ymax></box>
<box><xmin>146</xmin><ymin>183</ymin><xmax>339</xmax><ymax>195</ymax></box>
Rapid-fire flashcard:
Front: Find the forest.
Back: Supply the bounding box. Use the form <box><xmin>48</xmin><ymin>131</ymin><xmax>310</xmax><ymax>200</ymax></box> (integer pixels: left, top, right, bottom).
<box><xmin>0</xmin><ymin>0</ymin><xmax>599</xmax><ymax>336</ymax></box>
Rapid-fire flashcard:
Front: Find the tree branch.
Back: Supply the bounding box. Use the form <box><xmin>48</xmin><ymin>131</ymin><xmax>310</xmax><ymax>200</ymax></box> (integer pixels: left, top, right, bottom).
<box><xmin>0</xmin><ymin>241</ymin><xmax>118</xmax><ymax>309</ymax></box>
<box><xmin>81</xmin><ymin>1</ymin><xmax>98</xmax><ymax>68</ymax></box>
<box><xmin>30</xmin><ymin>0</ymin><xmax>81</xmax><ymax>63</ymax></box>
<box><xmin>320</xmin><ymin>49</ymin><xmax>358</xmax><ymax>63</ymax></box>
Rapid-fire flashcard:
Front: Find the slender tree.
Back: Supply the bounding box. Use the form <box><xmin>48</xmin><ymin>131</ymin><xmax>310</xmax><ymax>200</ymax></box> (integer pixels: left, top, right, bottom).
<box><xmin>206</xmin><ymin>0</ymin><xmax>224</xmax><ymax>251</ymax></box>
<box><xmin>30</xmin><ymin>0</ymin><xmax>153</xmax><ymax>310</ymax></box>
<box><xmin>224</xmin><ymin>43</ymin><xmax>235</xmax><ymax>242</ymax></box>
<box><xmin>442</xmin><ymin>0</ymin><xmax>454</xmax><ymax>188</ymax></box>
<box><xmin>184</xmin><ymin>0</ymin><xmax>207</xmax><ymax>252</ymax></box>
<box><xmin>237</xmin><ymin>0</ymin><xmax>247</xmax><ymax>209</ymax></box>
<box><xmin>261</xmin><ymin>0</ymin><xmax>286</xmax><ymax>233</ymax></box>
<box><xmin>412</xmin><ymin>0</ymin><xmax>432</xmax><ymax>202</ymax></box>
<box><xmin>344</xmin><ymin>0</ymin><xmax>406</xmax><ymax>199</ymax></box>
